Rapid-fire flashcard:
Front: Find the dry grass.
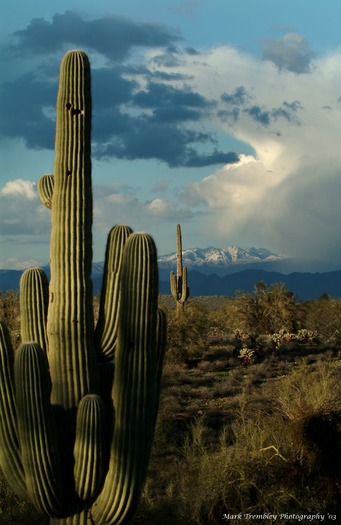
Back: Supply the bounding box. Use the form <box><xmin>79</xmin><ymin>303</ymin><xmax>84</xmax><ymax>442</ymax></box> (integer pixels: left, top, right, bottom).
<box><xmin>135</xmin><ymin>356</ymin><xmax>341</xmax><ymax>525</ymax></box>
<box><xmin>1</xmin><ymin>292</ymin><xmax>341</xmax><ymax>524</ymax></box>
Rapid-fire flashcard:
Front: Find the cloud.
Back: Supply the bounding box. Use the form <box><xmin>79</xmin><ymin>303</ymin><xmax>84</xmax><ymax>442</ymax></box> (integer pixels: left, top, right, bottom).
<box><xmin>1</xmin><ymin>11</ymin><xmax>239</xmax><ymax>169</ymax></box>
<box><xmin>2</xmin><ymin>14</ymin><xmax>341</xmax><ymax>270</ymax></box>
<box><xmin>0</xmin><ymin>257</ymin><xmax>43</xmax><ymax>270</ymax></box>
<box><xmin>8</xmin><ymin>11</ymin><xmax>181</xmax><ymax>61</ymax></box>
<box><xmin>219</xmin><ymin>86</ymin><xmax>302</xmax><ymax>127</ymax></box>
<box><xmin>1</xmin><ymin>179</ymin><xmax>36</xmax><ymax>199</ymax></box>
<box><xmin>0</xmin><ymin>179</ymin><xmax>50</xmax><ymax>238</ymax></box>
<box><xmin>261</xmin><ymin>32</ymin><xmax>316</xmax><ymax>73</ymax></box>
<box><xmin>156</xmin><ymin>41</ymin><xmax>341</xmax><ymax>269</ymax></box>
<box><xmin>184</xmin><ymin>155</ymin><xmax>272</xmax><ymax>219</ymax></box>
<box><xmin>0</xmin><ymin>70</ymin><xmax>56</xmax><ymax>148</ymax></box>
<box><xmin>93</xmin><ymin>183</ymin><xmax>193</xmax><ymax>229</ymax></box>
<box><xmin>145</xmin><ymin>197</ymin><xmax>193</xmax><ymax>220</ymax></box>
<box><xmin>221</xmin><ymin>86</ymin><xmax>251</xmax><ymax>106</ymax></box>
<box><xmin>133</xmin><ymin>80</ymin><xmax>211</xmax><ymax>110</ymax></box>
<box><xmin>94</xmin><ymin>116</ymin><xmax>237</xmax><ymax>167</ymax></box>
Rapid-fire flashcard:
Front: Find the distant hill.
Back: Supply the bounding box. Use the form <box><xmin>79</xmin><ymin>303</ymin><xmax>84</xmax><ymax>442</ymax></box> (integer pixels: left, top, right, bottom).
<box><xmin>1</xmin><ymin>245</ymin><xmax>341</xmax><ymax>300</ymax></box>
<box><xmin>159</xmin><ymin>269</ymin><xmax>341</xmax><ymax>301</ymax></box>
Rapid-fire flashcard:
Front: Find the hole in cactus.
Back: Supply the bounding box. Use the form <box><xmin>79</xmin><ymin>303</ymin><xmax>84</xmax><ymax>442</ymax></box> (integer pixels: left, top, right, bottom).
<box><xmin>65</xmin><ymin>102</ymin><xmax>83</xmax><ymax>115</ymax></box>
<box><xmin>67</xmin><ymin>170</ymin><xmax>72</xmax><ymax>176</ymax></box>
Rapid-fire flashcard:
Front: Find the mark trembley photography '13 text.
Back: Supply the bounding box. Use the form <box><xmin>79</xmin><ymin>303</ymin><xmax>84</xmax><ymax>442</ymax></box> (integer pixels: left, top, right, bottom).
<box><xmin>222</xmin><ymin>513</ymin><xmax>337</xmax><ymax>522</ymax></box>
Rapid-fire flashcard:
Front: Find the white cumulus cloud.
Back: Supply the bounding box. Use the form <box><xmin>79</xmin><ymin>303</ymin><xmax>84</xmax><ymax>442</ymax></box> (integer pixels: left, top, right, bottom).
<box><xmin>145</xmin><ymin>43</ymin><xmax>341</xmax><ymax>269</ymax></box>
<box><xmin>1</xmin><ymin>179</ymin><xmax>36</xmax><ymax>199</ymax></box>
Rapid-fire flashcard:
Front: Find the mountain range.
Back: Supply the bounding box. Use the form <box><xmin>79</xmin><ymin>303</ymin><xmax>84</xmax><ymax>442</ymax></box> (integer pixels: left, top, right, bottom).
<box><xmin>157</xmin><ymin>245</ymin><xmax>287</xmax><ymax>277</ymax></box>
<box><xmin>1</xmin><ymin>246</ymin><xmax>341</xmax><ymax>300</ymax></box>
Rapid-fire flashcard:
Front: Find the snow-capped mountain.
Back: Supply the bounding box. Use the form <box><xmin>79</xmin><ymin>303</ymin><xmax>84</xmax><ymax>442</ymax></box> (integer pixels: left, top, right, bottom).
<box><xmin>0</xmin><ymin>246</ymin><xmax>290</xmax><ymax>295</ymax></box>
<box><xmin>158</xmin><ymin>245</ymin><xmax>287</xmax><ymax>276</ymax></box>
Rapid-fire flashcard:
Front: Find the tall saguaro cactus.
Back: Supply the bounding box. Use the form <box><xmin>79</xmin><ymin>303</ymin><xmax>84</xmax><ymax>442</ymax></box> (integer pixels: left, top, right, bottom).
<box><xmin>0</xmin><ymin>50</ymin><xmax>166</xmax><ymax>525</ymax></box>
<box><xmin>170</xmin><ymin>223</ymin><xmax>190</xmax><ymax>315</ymax></box>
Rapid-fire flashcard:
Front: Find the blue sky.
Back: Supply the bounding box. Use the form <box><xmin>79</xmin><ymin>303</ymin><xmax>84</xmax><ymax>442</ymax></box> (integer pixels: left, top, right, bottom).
<box><xmin>1</xmin><ymin>0</ymin><xmax>341</xmax><ymax>271</ymax></box>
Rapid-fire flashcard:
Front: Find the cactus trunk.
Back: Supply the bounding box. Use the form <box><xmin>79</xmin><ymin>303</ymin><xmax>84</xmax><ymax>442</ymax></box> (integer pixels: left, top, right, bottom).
<box><xmin>170</xmin><ymin>223</ymin><xmax>189</xmax><ymax>315</ymax></box>
<box><xmin>0</xmin><ymin>49</ymin><xmax>166</xmax><ymax>525</ymax></box>
<box><xmin>48</xmin><ymin>51</ymin><xmax>98</xmax><ymax>409</ymax></box>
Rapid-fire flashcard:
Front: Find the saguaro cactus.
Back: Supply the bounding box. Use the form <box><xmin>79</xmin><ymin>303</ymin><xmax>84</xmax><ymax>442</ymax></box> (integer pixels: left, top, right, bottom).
<box><xmin>0</xmin><ymin>50</ymin><xmax>166</xmax><ymax>525</ymax></box>
<box><xmin>170</xmin><ymin>223</ymin><xmax>190</xmax><ymax>315</ymax></box>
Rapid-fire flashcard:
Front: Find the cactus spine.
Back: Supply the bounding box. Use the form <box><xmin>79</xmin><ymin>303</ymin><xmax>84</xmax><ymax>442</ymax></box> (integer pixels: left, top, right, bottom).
<box><xmin>170</xmin><ymin>223</ymin><xmax>190</xmax><ymax>315</ymax></box>
<box><xmin>0</xmin><ymin>50</ymin><xmax>166</xmax><ymax>525</ymax></box>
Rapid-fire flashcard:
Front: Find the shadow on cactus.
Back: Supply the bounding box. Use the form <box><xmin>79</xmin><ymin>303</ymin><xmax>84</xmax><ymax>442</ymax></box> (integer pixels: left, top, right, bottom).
<box><xmin>0</xmin><ymin>50</ymin><xmax>167</xmax><ymax>525</ymax></box>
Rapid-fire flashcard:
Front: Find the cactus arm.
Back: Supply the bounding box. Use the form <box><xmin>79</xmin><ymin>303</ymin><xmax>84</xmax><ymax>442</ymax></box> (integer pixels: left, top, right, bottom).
<box><xmin>20</xmin><ymin>268</ymin><xmax>49</xmax><ymax>353</ymax></box>
<box><xmin>180</xmin><ymin>266</ymin><xmax>190</xmax><ymax>304</ymax></box>
<box><xmin>15</xmin><ymin>342</ymin><xmax>63</xmax><ymax>516</ymax></box>
<box><xmin>170</xmin><ymin>270</ymin><xmax>177</xmax><ymax>298</ymax></box>
<box><xmin>0</xmin><ymin>321</ymin><xmax>28</xmax><ymax>501</ymax></box>
<box><xmin>47</xmin><ymin>50</ymin><xmax>98</xmax><ymax>409</ymax></box>
<box><xmin>92</xmin><ymin>233</ymin><xmax>166</xmax><ymax>525</ymax></box>
<box><xmin>95</xmin><ymin>225</ymin><xmax>133</xmax><ymax>361</ymax></box>
<box><xmin>37</xmin><ymin>174</ymin><xmax>54</xmax><ymax>209</ymax></box>
<box><xmin>73</xmin><ymin>394</ymin><xmax>106</xmax><ymax>501</ymax></box>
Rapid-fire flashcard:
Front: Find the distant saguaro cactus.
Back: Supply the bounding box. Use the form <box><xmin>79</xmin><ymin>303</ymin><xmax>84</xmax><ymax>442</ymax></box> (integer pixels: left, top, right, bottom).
<box><xmin>0</xmin><ymin>50</ymin><xmax>166</xmax><ymax>525</ymax></box>
<box><xmin>170</xmin><ymin>224</ymin><xmax>190</xmax><ymax>315</ymax></box>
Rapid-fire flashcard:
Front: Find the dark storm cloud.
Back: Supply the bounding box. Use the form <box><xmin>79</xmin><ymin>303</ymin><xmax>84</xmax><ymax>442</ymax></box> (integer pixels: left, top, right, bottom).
<box><xmin>219</xmin><ymin>85</ymin><xmax>302</xmax><ymax>127</ymax></box>
<box><xmin>91</xmin><ymin>68</ymin><xmax>138</xmax><ymax>116</ymax></box>
<box><xmin>90</xmin><ymin>71</ymin><xmax>235</xmax><ymax>166</ymax></box>
<box><xmin>221</xmin><ymin>86</ymin><xmax>251</xmax><ymax>106</ymax></box>
<box><xmin>245</xmin><ymin>101</ymin><xmax>302</xmax><ymax>127</ymax></box>
<box><xmin>244</xmin><ymin>103</ymin><xmax>302</xmax><ymax>127</ymax></box>
<box><xmin>0</xmin><ymin>70</ymin><xmax>56</xmax><ymax>149</ymax></box>
<box><xmin>150</xmin><ymin>107</ymin><xmax>202</xmax><ymax>123</ymax></box>
<box><xmin>151</xmin><ymin>50</ymin><xmax>184</xmax><ymax>68</ymax></box>
<box><xmin>8</xmin><ymin>11</ymin><xmax>182</xmax><ymax>61</ymax></box>
<box><xmin>244</xmin><ymin>105</ymin><xmax>271</xmax><ymax>126</ymax></box>
<box><xmin>261</xmin><ymin>33</ymin><xmax>315</xmax><ymax>74</ymax></box>
<box><xmin>1</xmin><ymin>11</ymin><xmax>239</xmax><ymax>169</ymax></box>
<box><xmin>133</xmin><ymin>81</ymin><xmax>211</xmax><ymax>110</ymax></box>
<box><xmin>94</xmin><ymin>115</ymin><xmax>237</xmax><ymax>168</ymax></box>
<box><xmin>183</xmin><ymin>150</ymin><xmax>239</xmax><ymax>168</ymax></box>
<box><xmin>271</xmin><ymin>101</ymin><xmax>303</xmax><ymax>124</ymax></box>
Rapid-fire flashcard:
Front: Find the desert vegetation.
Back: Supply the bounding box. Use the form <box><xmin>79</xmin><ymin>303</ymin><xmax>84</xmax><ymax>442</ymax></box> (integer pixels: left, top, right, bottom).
<box><xmin>1</xmin><ymin>283</ymin><xmax>340</xmax><ymax>524</ymax></box>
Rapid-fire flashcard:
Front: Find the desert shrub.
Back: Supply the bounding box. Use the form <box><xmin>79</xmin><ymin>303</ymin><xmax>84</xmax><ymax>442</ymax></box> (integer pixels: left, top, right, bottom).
<box><xmin>235</xmin><ymin>281</ymin><xmax>297</xmax><ymax>335</ymax></box>
<box><xmin>303</xmin><ymin>296</ymin><xmax>341</xmax><ymax>344</ymax></box>
<box><xmin>165</xmin><ymin>301</ymin><xmax>211</xmax><ymax>362</ymax></box>
<box><xmin>237</xmin><ymin>347</ymin><xmax>255</xmax><ymax>366</ymax></box>
<box><xmin>0</xmin><ymin>289</ymin><xmax>20</xmax><ymax>348</ymax></box>
<box><xmin>270</xmin><ymin>328</ymin><xmax>319</xmax><ymax>351</ymax></box>
<box><xmin>139</xmin><ymin>358</ymin><xmax>341</xmax><ymax>524</ymax></box>
<box><xmin>208</xmin><ymin>298</ymin><xmax>245</xmax><ymax>337</ymax></box>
